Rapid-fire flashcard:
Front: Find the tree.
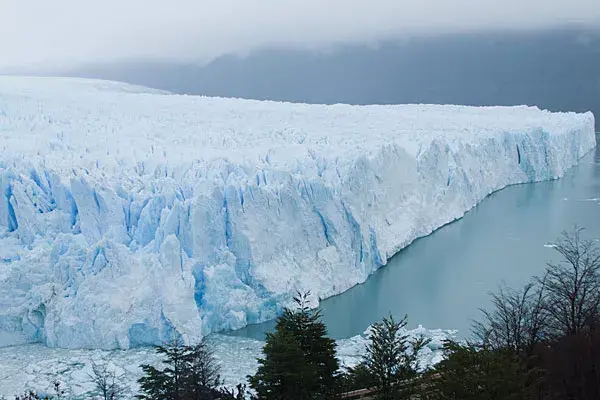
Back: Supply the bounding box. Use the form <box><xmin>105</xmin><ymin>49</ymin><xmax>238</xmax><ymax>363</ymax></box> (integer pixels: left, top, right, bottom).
<box><xmin>339</xmin><ymin>363</ymin><xmax>377</xmax><ymax>394</ymax></box>
<box><xmin>137</xmin><ymin>339</ymin><xmax>226</xmax><ymax>400</ymax></box>
<box><xmin>138</xmin><ymin>340</ymin><xmax>189</xmax><ymax>400</ymax></box>
<box><xmin>184</xmin><ymin>341</ymin><xmax>222</xmax><ymax>400</ymax></box>
<box><xmin>473</xmin><ymin>282</ymin><xmax>546</xmax><ymax>356</ymax></box>
<box><xmin>278</xmin><ymin>292</ymin><xmax>340</xmax><ymax>397</ymax></box>
<box><xmin>425</xmin><ymin>340</ymin><xmax>538</xmax><ymax>400</ymax></box>
<box><xmin>89</xmin><ymin>361</ymin><xmax>126</xmax><ymax>400</ymax></box>
<box><xmin>248</xmin><ymin>291</ymin><xmax>340</xmax><ymax>399</ymax></box>
<box><xmin>360</xmin><ymin>314</ymin><xmax>428</xmax><ymax>400</ymax></box>
<box><xmin>538</xmin><ymin>227</ymin><xmax>600</xmax><ymax>337</ymax></box>
<box><xmin>220</xmin><ymin>384</ymin><xmax>251</xmax><ymax>400</ymax></box>
<box><xmin>249</xmin><ymin>328</ymin><xmax>314</xmax><ymax>399</ymax></box>
<box><xmin>532</xmin><ymin>324</ymin><xmax>600</xmax><ymax>400</ymax></box>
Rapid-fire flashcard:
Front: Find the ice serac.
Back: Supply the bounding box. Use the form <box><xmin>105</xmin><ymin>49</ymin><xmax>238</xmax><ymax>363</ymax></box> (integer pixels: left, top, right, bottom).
<box><xmin>0</xmin><ymin>76</ymin><xmax>596</xmax><ymax>349</ymax></box>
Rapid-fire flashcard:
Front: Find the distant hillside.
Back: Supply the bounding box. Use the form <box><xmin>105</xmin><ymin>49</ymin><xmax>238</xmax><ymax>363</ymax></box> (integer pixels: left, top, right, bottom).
<box><xmin>64</xmin><ymin>27</ymin><xmax>600</xmax><ymax>129</ymax></box>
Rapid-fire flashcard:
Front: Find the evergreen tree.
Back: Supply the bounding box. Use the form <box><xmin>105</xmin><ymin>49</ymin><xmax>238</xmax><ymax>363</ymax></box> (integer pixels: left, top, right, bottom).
<box><xmin>361</xmin><ymin>314</ymin><xmax>424</xmax><ymax>400</ymax></box>
<box><xmin>137</xmin><ymin>339</ymin><xmax>226</xmax><ymax>400</ymax></box>
<box><xmin>278</xmin><ymin>292</ymin><xmax>340</xmax><ymax>397</ymax></box>
<box><xmin>248</xmin><ymin>291</ymin><xmax>340</xmax><ymax>399</ymax></box>
<box><xmin>339</xmin><ymin>363</ymin><xmax>377</xmax><ymax>394</ymax></box>
<box><xmin>184</xmin><ymin>341</ymin><xmax>222</xmax><ymax>399</ymax></box>
<box><xmin>137</xmin><ymin>341</ymin><xmax>190</xmax><ymax>400</ymax></box>
<box><xmin>249</xmin><ymin>329</ymin><xmax>314</xmax><ymax>399</ymax></box>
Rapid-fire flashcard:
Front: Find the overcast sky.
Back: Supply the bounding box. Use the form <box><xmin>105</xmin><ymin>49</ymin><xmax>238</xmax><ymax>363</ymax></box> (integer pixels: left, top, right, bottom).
<box><xmin>1</xmin><ymin>0</ymin><xmax>600</xmax><ymax>71</ymax></box>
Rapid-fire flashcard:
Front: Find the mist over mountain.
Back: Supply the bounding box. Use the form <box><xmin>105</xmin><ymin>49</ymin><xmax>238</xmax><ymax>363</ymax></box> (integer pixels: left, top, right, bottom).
<box><xmin>62</xmin><ymin>27</ymin><xmax>600</xmax><ymax>129</ymax></box>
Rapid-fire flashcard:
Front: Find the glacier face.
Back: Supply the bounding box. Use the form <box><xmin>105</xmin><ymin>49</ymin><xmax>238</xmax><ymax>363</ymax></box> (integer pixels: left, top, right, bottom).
<box><xmin>0</xmin><ymin>76</ymin><xmax>596</xmax><ymax>349</ymax></box>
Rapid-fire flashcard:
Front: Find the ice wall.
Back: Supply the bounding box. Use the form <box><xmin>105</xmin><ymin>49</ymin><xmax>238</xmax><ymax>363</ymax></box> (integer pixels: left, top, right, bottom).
<box><xmin>0</xmin><ymin>77</ymin><xmax>596</xmax><ymax>349</ymax></box>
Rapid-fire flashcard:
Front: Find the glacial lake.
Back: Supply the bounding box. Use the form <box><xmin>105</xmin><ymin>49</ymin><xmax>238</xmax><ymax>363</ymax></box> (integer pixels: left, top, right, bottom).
<box><xmin>229</xmin><ymin>134</ymin><xmax>600</xmax><ymax>341</ymax></box>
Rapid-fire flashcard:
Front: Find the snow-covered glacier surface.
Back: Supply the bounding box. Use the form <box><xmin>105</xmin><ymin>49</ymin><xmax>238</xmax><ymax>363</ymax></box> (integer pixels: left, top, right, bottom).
<box><xmin>0</xmin><ymin>76</ymin><xmax>596</xmax><ymax>349</ymax></box>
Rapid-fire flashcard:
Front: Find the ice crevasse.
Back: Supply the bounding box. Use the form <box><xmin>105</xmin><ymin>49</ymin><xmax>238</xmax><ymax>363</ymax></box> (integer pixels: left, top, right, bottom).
<box><xmin>0</xmin><ymin>76</ymin><xmax>596</xmax><ymax>349</ymax></box>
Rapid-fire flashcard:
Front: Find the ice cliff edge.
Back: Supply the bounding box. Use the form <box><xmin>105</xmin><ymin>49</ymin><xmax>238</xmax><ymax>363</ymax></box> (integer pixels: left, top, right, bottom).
<box><xmin>0</xmin><ymin>77</ymin><xmax>596</xmax><ymax>349</ymax></box>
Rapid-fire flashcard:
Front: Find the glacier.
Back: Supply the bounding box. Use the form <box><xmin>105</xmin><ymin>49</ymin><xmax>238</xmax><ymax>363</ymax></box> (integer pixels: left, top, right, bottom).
<box><xmin>0</xmin><ymin>76</ymin><xmax>596</xmax><ymax>349</ymax></box>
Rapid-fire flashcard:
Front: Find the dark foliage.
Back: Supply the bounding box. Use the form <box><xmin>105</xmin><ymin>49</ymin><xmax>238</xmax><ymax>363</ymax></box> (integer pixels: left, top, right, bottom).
<box><xmin>532</xmin><ymin>325</ymin><xmax>600</xmax><ymax>399</ymax></box>
<box><xmin>248</xmin><ymin>291</ymin><xmax>340</xmax><ymax>400</ymax></box>
<box><xmin>339</xmin><ymin>363</ymin><xmax>377</xmax><ymax>395</ymax></box>
<box><xmin>137</xmin><ymin>341</ymin><xmax>189</xmax><ymax>400</ymax></box>
<box><xmin>340</xmin><ymin>314</ymin><xmax>430</xmax><ymax>399</ymax></box>
<box><xmin>249</xmin><ymin>329</ymin><xmax>314</xmax><ymax>399</ymax></box>
<box><xmin>463</xmin><ymin>227</ymin><xmax>600</xmax><ymax>400</ymax></box>
<box><xmin>219</xmin><ymin>384</ymin><xmax>251</xmax><ymax>400</ymax></box>
<box><xmin>362</xmin><ymin>314</ymin><xmax>426</xmax><ymax>399</ymax></box>
<box><xmin>425</xmin><ymin>340</ymin><xmax>539</xmax><ymax>400</ymax></box>
<box><xmin>184</xmin><ymin>341</ymin><xmax>223</xmax><ymax>399</ymax></box>
<box><xmin>137</xmin><ymin>339</ymin><xmax>234</xmax><ymax>400</ymax></box>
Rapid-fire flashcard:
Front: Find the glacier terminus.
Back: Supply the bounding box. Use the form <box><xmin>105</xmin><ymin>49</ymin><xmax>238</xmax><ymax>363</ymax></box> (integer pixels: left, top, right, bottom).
<box><xmin>0</xmin><ymin>76</ymin><xmax>596</xmax><ymax>349</ymax></box>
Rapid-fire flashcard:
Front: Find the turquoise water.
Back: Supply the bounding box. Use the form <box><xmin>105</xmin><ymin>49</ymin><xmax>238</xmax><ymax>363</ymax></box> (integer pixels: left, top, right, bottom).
<box><xmin>230</xmin><ymin>136</ymin><xmax>600</xmax><ymax>340</ymax></box>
